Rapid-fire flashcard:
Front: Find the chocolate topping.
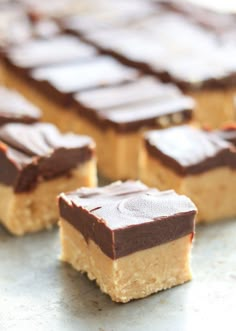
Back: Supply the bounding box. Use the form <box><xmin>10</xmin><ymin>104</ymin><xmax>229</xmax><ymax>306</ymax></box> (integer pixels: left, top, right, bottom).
<box><xmin>0</xmin><ymin>123</ymin><xmax>95</xmax><ymax>192</ymax></box>
<box><xmin>59</xmin><ymin>181</ymin><xmax>196</xmax><ymax>259</ymax></box>
<box><xmin>61</xmin><ymin>0</ymin><xmax>155</xmax><ymax>36</ymax></box>
<box><xmin>7</xmin><ymin>35</ymin><xmax>96</xmax><ymax>69</ymax></box>
<box><xmin>83</xmin><ymin>8</ymin><xmax>236</xmax><ymax>91</ymax></box>
<box><xmin>144</xmin><ymin>125</ymin><xmax>236</xmax><ymax>175</ymax></box>
<box><xmin>0</xmin><ymin>3</ymin><xmax>32</xmax><ymax>51</ymax></box>
<box><xmin>74</xmin><ymin>77</ymin><xmax>194</xmax><ymax>132</ymax></box>
<box><xmin>158</xmin><ymin>0</ymin><xmax>236</xmax><ymax>35</ymax></box>
<box><xmin>31</xmin><ymin>54</ymin><xmax>138</xmax><ymax>90</ymax></box>
<box><xmin>0</xmin><ymin>87</ymin><xmax>41</xmax><ymax>125</ymax></box>
<box><xmin>33</xmin><ymin>19</ymin><xmax>61</xmax><ymax>39</ymax></box>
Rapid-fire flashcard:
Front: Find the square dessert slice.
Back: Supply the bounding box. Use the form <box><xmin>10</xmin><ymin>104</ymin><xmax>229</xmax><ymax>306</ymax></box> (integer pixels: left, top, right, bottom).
<box><xmin>58</xmin><ymin>181</ymin><xmax>197</xmax><ymax>303</ymax></box>
<box><xmin>140</xmin><ymin>125</ymin><xmax>236</xmax><ymax>223</ymax></box>
<box><xmin>3</xmin><ymin>49</ymin><xmax>139</xmax><ymax>132</ymax></box>
<box><xmin>73</xmin><ymin>77</ymin><xmax>194</xmax><ymax>180</ymax></box>
<box><xmin>83</xmin><ymin>4</ymin><xmax>236</xmax><ymax>128</ymax></box>
<box><xmin>0</xmin><ymin>122</ymin><xmax>96</xmax><ymax>235</ymax></box>
<box><xmin>0</xmin><ymin>86</ymin><xmax>41</xmax><ymax>126</ymax></box>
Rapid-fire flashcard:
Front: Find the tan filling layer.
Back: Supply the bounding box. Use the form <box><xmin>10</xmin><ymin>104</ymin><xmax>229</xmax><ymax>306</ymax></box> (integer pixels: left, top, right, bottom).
<box><xmin>3</xmin><ymin>65</ymin><xmax>81</xmax><ymax>133</ymax></box>
<box><xmin>77</xmin><ymin>116</ymin><xmax>143</xmax><ymax>180</ymax></box>
<box><xmin>140</xmin><ymin>149</ymin><xmax>236</xmax><ymax>223</ymax></box>
<box><xmin>0</xmin><ymin>160</ymin><xmax>97</xmax><ymax>236</ymax></box>
<box><xmin>0</xmin><ymin>62</ymin><xmax>4</xmax><ymax>84</ymax></box>
<box><xmin>60</xmin><ymin>219</ymin><xmax>192</xmax><ymax>303</ymax></box>
<box><xmin>189</xmin><ymin>89</ymin><xmax>236</xmax><ymax>128</ymax></box>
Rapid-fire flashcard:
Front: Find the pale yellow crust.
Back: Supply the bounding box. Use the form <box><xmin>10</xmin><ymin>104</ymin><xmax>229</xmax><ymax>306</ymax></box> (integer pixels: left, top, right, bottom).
<box><xmin>0</xmin><ymin>62</ymin><xmax>4</xmax><ymax>84</ymax></box>
<box><xmin>60</xmin><ymin>219</ymin><xmax>193</xmax><ymax>303</ymax></box>
<box><xmin>0</xmin><ymin>160</ymin><xmax>97</xmax><ymax>236</ymax></box>
<box><xmin>77</xmin><ymin>116</ymin><xmax>143</xmax><ymax>180</ymax></box>
<box><xmin>140</xmin><ymin>147</ymin><xmax>236</xmax><ymax>223</ymax></box>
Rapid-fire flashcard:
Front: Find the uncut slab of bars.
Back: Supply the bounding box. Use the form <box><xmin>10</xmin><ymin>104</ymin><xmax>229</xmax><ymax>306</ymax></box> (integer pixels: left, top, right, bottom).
<box><xmin>71</xmin><ymin>1</ymin><xmax>236</xmax><ymax>128</ymax></box>
<box><xmin>2</xmin><ymin>35</ymin><xmax>195</xmax><ymax>180</ymax></box>
<box><xmin>140</xmin><ymin>125</ymin><xmax>236</xmax><ymax>223</ymax></box>
<box><xmin>58</xmin><ymin>181</ymin><xmax>197</xmax><ymax>303</ymax></box>
<box><xmin>0</xmin><ymin>122</ymin><xmax>96</xmax><ymax>235</ymax></box>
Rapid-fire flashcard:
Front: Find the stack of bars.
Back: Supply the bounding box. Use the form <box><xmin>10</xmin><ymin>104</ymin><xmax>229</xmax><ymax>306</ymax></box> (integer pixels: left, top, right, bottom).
<box><xmin>0</xmin><ymin>0</ymin><xmax>235</xmax><ymax>303</ymax></box>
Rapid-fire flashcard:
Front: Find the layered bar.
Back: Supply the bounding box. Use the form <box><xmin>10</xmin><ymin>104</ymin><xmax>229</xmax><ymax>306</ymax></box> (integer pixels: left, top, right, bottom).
<box><xmin>140</xmin><ymin>125</ymin><xmax>236</xmax><ymax>223</ymax></box>
<box><xmin>59</xmin><ymin>181</ymin><xmax>197</xmax><ymax>303</ymax></box>
<box><xmin>73</xmin><ymin>76</ymin><xmax>194</xmax><ymax>180</ymax></box>
<box><xmin>0</xmin><ymin>86</ymin><xmax>41</xmax><ymax>125</ymax></box>
<box><xmin>3</xmin><ymin>46</ymin><xmax>138</xmax><ymax>132</ymax></box>
<box><xmin>81</xmin><ymin>3</ymin><xmax>236</xmax><ymax>128</ymax></box>
<box><xmin>0</xmin><ymin>122</ymin><xmax>96</xmax><ymax>235</ymax></box>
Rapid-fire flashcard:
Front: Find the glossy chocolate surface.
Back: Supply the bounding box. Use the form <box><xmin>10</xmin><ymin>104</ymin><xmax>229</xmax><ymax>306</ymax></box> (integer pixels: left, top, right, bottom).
<box><xmin>4</xmin><ymin>55</ymin><xmax>139</xmax><ymax>106</ymax></box>
<box><xmin>144</xmin><ymin>125</ymin><xmax>236</xmax><ymax>175</ymax></box>
<box><xmin>83</xmin><ymin>3</ymin><xmax>236</xmax><ymax>91</ymax></box>
<box><xmin>0</xmin><ymin>87</ymin><xmax>41</xmax><ymax>125</ymax></box>
<box><xmin>61</xmin><ymin>0</ymin><xmax>155</xmax><ymax>35</ymax></box>
<box><xmin>74</xmin><ymin>77</ymin><xmax>194</xmax><ymax>132</ymax></box>
<box><xmin>7</xmin><ymin>35</ymin><xmax>96</xmax><ymax>69</ymax></box>
<box><xmin>0</xmin><ymin>3</ymin><xmax>32</xmax><ymax>50</ymax></box>
<box><xmin>59</xmin><ymin>181</ymin><xmax>196</xmax><ymax>259</ymax></box>
<box><xmin>0</xmin><ymin>123</ymin><xmax>95</xmax><ymax>192</ymax></box>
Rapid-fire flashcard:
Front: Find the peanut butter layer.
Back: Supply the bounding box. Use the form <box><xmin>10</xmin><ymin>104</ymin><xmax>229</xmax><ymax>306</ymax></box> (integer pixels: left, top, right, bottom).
<box><xmin>0</xmin><ymin>87</ymin><xmax>41</xmax><ymax>125</ymax></box>
<box><xmin>58</xmin><ymin>181</ymin><xmax>196</xmax><ymax>259</ymax></box>
<box><xmin>74</xmin><ymin>77</ymin><xmax>194</xmax><ymax>133</ymax></box>
<box><xmin>0</xmin><ymin>160</ymin><xmax>96</xmax><ymax>236</ymax></box>
<box><xmin>144</xmin><ymin>125</ymin><xmax>236</xmax><ymax>176</ymax></box>
<box><xmin>0</xmin><ymin>122</ymin><xmax>95</xmax><ymax>192</ymax></box>
<box><xmin>60</xmin><ymin>219</ymin><xmax>193</xmax><ymax>303</ymax></box>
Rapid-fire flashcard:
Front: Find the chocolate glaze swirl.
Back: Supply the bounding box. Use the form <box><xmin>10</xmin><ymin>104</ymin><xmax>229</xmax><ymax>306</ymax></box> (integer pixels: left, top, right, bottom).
<box><xmin>59</xmin><ymin>181</ymin><xmax>196</xmax><ymax>259</ymax></box>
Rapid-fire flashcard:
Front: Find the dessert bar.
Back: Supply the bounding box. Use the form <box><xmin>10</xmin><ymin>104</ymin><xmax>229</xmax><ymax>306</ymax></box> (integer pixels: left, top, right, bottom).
<box><xmin>0</xmin><ymin>122</ymin><xmax>96</xmax><ymax>235</ymax></box>
<box><xmin>140</xmin><ymin>125</ymin><xmax>236</xmax><ymax>222</ymax></box>
<box><xmin>59</xmin><ymin>181</ymin><xmax>196</xmax><ymax>302</ymax></box>
<box><xmin>74</xmin><ymin>77</ymin><xmax>194</xmax><ymax>179</ymax></box>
